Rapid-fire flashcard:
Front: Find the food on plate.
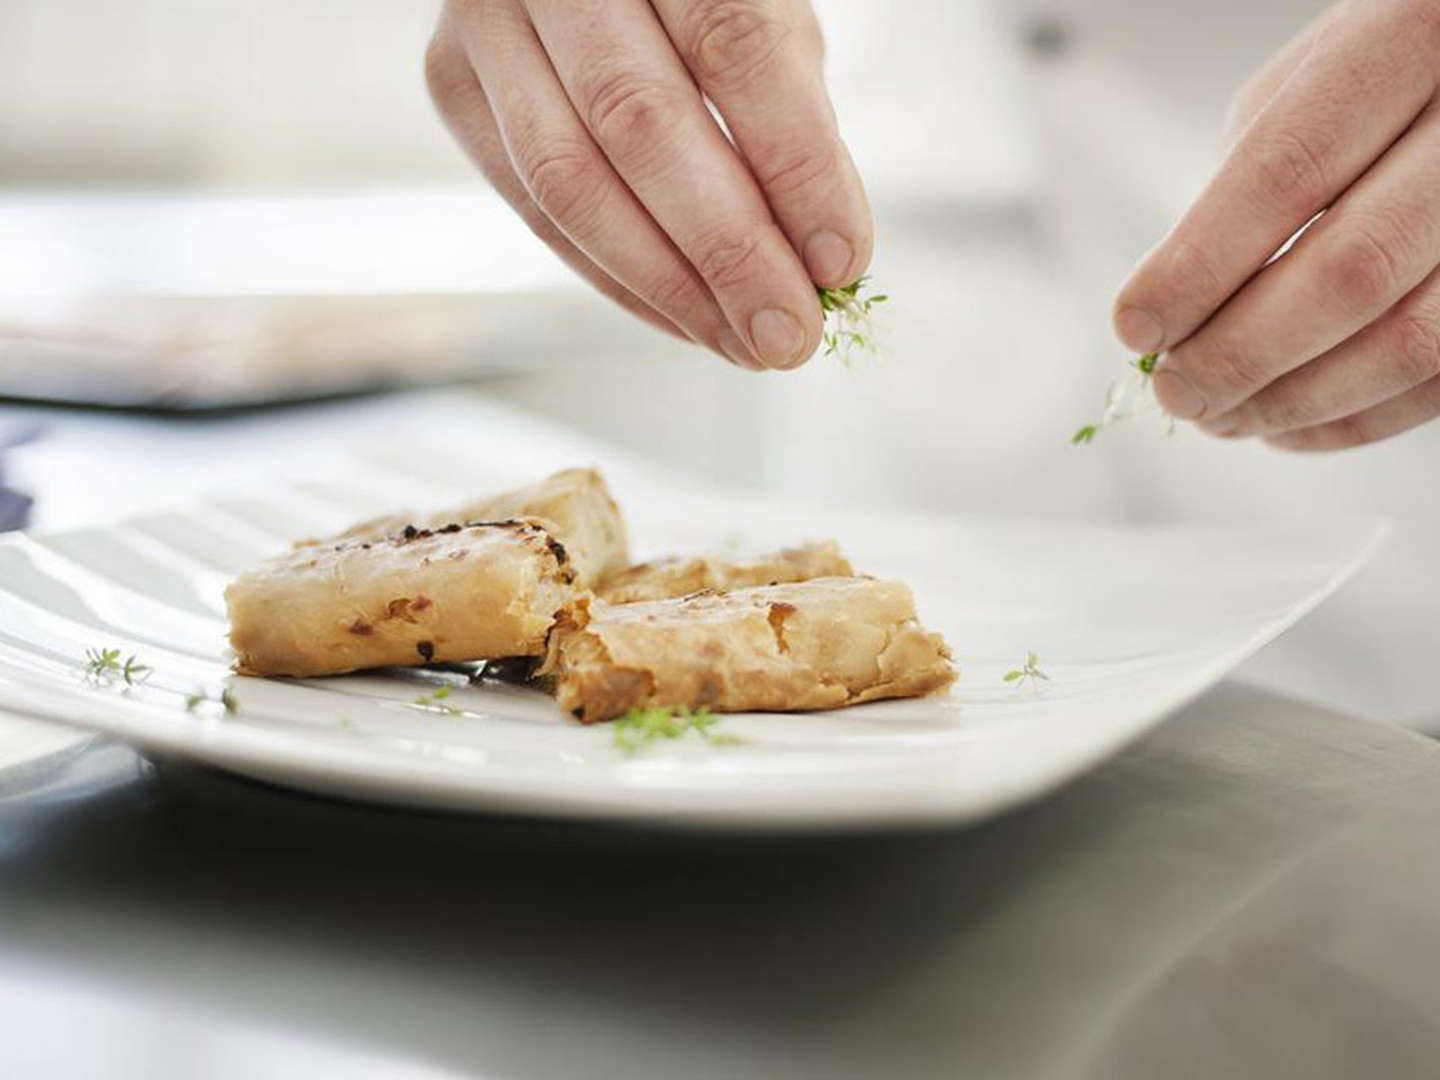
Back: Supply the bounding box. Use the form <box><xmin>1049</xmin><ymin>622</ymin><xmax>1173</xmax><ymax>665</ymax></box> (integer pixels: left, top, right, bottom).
<box><xmin>303</xmin><ymin>467</ymin><xmax>628</xmax><ymax>585</ymax></box>
<box><xmin>596</xmin><ymin>540</ymin><xmax>854</xmax><ymax>604</ymax></box>
<box><xmin>227</xmin><ymin>518</ymin><xmax>574</xmax><ymax>677</ymax></box>
<box><xmin>539</xmin><ymin>577</ymin><xmax>956</xmax><ymax>723</ymax></box>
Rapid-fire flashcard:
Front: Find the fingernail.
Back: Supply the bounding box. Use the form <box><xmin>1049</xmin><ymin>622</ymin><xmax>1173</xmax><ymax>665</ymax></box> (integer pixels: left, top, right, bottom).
<box><xmin>803</xmin><ymin>231</ymin><xmax>854</xmax><ymax>285</ymax></box>
<box><xmin>1115</xmin><ymin>307</ymin><xmax>1165</xmax><ymax>353</ymax></box>
<box><xmin>1200</xmin><ymin>414</ymin><xmax>1239</xmax><ymax>437</ymax></box>
<box><xmin>717</xmin><ymin>328</ymin><xmax>759</xmax><ymax>369</ymax></box>
<box><xmin>1153</xmin><ymin>367</ymin><xmax>1207</xmax><ymax>420</ymax></box>
<box><xmin>750</xmin><ymin>309</ymin><xmax>806</xmax><ymax>368</ymax></box>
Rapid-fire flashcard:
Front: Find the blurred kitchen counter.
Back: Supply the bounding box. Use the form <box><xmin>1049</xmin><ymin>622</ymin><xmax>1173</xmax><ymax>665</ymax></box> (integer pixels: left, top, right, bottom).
<box><xmin>4</xmin><ymin>682</ymin><xmax>1440</xmax><ymax>1079</ymax></box>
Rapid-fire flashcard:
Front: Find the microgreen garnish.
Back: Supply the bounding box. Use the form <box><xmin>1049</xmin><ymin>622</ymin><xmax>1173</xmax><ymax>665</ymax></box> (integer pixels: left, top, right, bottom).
<box><xmin>1003</xmin><ymin>652</ymin><xmax>1050</xmax><ymax>692</ymax></box>
<box><xmin>184</xmin><ymin>685</ymin><xmax>239</xmax><ymax>714</ymax></box>
<box><xmin>818</xmin><ymin>277</ymin><xmax>887</xmax><ymax>364</ymax></box>
<box><xmin>1073</xmin><ymin>353</ymin><xmax>1174</xmax><ymax>443</ymax></box>
<box><xmin>84</xmin><ymin>647</ymin><xmax>150</xmax><ymax>685</ymax></box>
<box><xmin>613</xmin><ymin>705</ymin><xmax>739</xmax><ymax>752</ymax></box>
<box><xmin>413</xmin><ymin>685</ymin><xmax>463</xmax><ymax>715</ymax></box>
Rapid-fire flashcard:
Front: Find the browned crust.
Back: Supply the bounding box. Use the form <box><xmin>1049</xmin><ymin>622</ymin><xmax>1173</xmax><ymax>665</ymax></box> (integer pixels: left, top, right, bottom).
<box><xmin>227</xmin><ymin>517</ymin><xmax>573</xmax><ymax>677</ymax></box>
<box><xmin>540</xmin><ymin>577</ymin><xmax>956</xmax><ymax>723</ymax></box>
<box><xmin>596</xmin><ymin>541</ymin><xmax>854</xmax><ymax>605</ymax></box>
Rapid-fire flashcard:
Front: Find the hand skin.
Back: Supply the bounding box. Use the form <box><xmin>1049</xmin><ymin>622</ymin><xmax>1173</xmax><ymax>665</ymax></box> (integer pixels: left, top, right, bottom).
<box><xmin>425</xmin><ymin>0</ymin><xmax>872</xmax><ymax>371</ymax></box>
<box><xmin>1114</xmin><ymin>0</ymin><xmax>1440</xmax><ymax>451</ymax></box>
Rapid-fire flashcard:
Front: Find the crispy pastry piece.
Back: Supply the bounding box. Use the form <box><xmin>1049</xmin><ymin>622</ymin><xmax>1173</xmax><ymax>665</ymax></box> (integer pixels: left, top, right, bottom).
<box><xmin>306</xmin><ymin>468</ymin><xmax>628</xmax><ymax>585</ymax></box>
<box><xmin>596</xmin><ymin>540</ymin><xmax>854</xmax><ymax>604</ymax></box>
<box><xmin>228</xmin><ymin>519</ymin><xmax>573</xmax><ymax>677</ymax></box>
<box><xmin>541</xmin><ymin>577</ymin><xmax>956</xmax><ymax>723</ymax></box>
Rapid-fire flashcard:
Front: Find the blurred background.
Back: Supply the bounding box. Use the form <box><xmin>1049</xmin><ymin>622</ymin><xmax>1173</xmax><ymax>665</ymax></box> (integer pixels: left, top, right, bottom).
<box><xmin>3</xmin><ymin>0</ymin><xmax>1434</xmax><ymax>725</ymax></box>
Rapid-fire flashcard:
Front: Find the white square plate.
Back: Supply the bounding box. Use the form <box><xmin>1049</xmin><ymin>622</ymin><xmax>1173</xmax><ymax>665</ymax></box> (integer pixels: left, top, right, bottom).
<box><xmin>0</xmin><ymin>462</ymin><xmax>1385</xmax><ymax>829</ymax></box>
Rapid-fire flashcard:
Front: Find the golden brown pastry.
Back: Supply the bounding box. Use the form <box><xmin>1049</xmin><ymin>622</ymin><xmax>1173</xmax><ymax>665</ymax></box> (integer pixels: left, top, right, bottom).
<box><xmin>596</xmin><ymin>541</ymin><xmax>853</xmax><ymax>605</ymax></box>
<box><xmin>304</xmin><ymin>467</ymin><xmax>628</xmax><ymax>586</ymax></box>
<box><xmin>540</xmin><ymin>577</ymin><xmax>956</xmax><ymax>723</ymax></box>
<box><xmin>228</xmin><ymin>518</ymin><xmax>573</xmax><ymax>677</ymax></box>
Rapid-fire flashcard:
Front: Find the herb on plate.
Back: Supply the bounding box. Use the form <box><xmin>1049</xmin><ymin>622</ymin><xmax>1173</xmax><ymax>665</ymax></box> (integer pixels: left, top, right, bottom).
<box><xmin>1003</xmin><ymin>652</ymin><xmax>1050</xmax><ymax>692</ymax></box>
<box><xmin>186</xmin><ymin>686</ymin><xmax>240</xmax><ymax>714</ymax></box>
<box><xmin>413</xmin><ymin>685</ymin><xmax>463</xmax><ymax>716</ymax></box>
<box><xmin>613</xmin><ymin>705</ymin><xmax>739</xmax><ymax>753</ymax></box>
<box><xmin>1073</xmin><ymin>352</ymin><xmax>1175</xmax><ymax>444</ymax></box>
<box><xmin>84</xmin><ymin>647</ymin><xmax>150</xmax><ymax>686</ymax></box>
<box><xmin>818</xmin><ymin>277</ymin><xmax>887</xmax><ymax>365</ymax></box>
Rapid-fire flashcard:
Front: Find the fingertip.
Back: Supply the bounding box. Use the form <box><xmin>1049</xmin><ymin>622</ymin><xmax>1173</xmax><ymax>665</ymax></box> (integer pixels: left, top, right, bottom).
<box><xmin>1113</xmin><ymin>305</ymin><xmax>1166</xmax><ymax>354</ymax></box>
<box><xmin>717</xmin><ymin>327</ymin><xmax>764</xmax><ymax>370</ymax></box>
<box><xmin>803</xmin><ymin>230</ymin><xmax>855</xmax><ymax>288</ymax></box>
<box><xmin>1198</xmin><ymin>414</ymin><xmax>1241</xmax><ymax>438</ymax></box>
<box><xmin>1153</xmin><ymin>367</ymin><xmax>1207</xmax><ymax>421</ymax></box>
<box><xmin>749</xmin><ymin>308</ymin><xmax>811</xmax><ymax>369</ymax></box>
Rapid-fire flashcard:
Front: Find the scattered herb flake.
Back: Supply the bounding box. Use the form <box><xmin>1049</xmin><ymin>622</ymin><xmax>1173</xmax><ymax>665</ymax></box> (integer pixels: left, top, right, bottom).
<box><xmin>613</xmin><ymin>705</ymin><xmax>739</xmax><ymax>752</ymax></box>
<box><xmin>183</xmin><ymin>685</ymin><xmax>240</xmax><ymax>715</ymax></box>
<box><xmin>1003</xmin><ymin>651</ymin><xmax>1050</xmax><ymax>692</ymax></box>
<box><xmin>413</xmin><ymin>685</ymin><xmax>463</xmax><ymax>716</ymax></box>
<box><xmin>83</xmin><ymin>647</ymin><xmax>123</xmax><ymax>680</ymax></box>
<box><xmin>85</xmin><ymin>647</ymin><xmax>150</xmax><ymax>685</ymax></box>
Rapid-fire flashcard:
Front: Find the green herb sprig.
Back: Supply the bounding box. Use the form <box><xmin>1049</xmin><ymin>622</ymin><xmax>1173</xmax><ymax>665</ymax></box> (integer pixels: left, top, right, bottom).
<box><xmin>613</xmin><ymin>705</ymin><xmax>739</xmax><ymax>753</ymax></box>
<box><xmin>84</xmin><ymin>646</ymin><xmax>150</xmax><ymax>686</ymax></box>
<box><xmin>413</xmin><ymin>685</ymin><xmax>463</xmax><ymax>716</ymax></box>
<box><xmin>1003</xmin><ymin>651</ymin><xmax>1050</xmax><ymax>692</ymax></box>
<box><xmin>1073</xmin><ymin>352</ymin><xmax>1173</xmax><ymax>444</ymax></box>
<box><xmin>818</xmin><ymin>277</ymin><xmax>887</xmax><ymax>365</ymax></box>
<box><xmin>186</xmin><ymin>686</ymin><xmax>239</xmax><ymax>714</ymax></box>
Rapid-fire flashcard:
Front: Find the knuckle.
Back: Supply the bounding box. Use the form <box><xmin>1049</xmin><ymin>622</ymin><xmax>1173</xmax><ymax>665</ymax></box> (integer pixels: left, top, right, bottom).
<box><xmin>755</xmin><ymin>142</ymin><xmax>838</xmax><ymax>198</ymax></box>
<box><xmin>646</xmin><ymin>265</ymin><xmax>712</xmax><ymax>325</ymax></box>
<box><xmin>1245</xmin><ymin>126</ymin><xmax>1335</xmax><ymax>215</ymax></box>
<box><xmin>1205</xmin><ymin>338</ymin><xmax>1269</xmax><ymax>395</ymax></box>
<box><xmin>682</xmin><ymin>1</ymin><xmax>792</xmax><ymax>89</ymax></box>
<box><xmin>583</xmin><ymin>69</ymin><xmax>690</xmax><ymax>172</ymax></box>
<box><xmin>1157</xmin><ymin>236</ymin><xmax>1227</xmax><ymax>308</ymax></box>
<box><xmin>513</xmin><ymin>136</ymin><xmax>604</xmax><ymax>226</ymax></box>
<box><xmin>423</xmin><ymin>34</ymin><xmax>466</xmax><ymax>107</ymax></box>
<box><xmin>692</xmin><ymin>227</ymin><xmax>764</xmax><ymax>290</ymax></box>
<box><xmin>1251</xmin><ymin>386</ymin><xmax>1320</xmax><ymax>433</ymax></box>
<box><xmin>1391</xmin><ymin>309</ymin><xmax>1440</xmax><ymax>386</ymax></box>
<box><xmin>1320</xmin><ymin>226</ymin><xmax>1402</xmax><ymax>317</ymax></box>
<box><xmin>1329</xmin><ymin>412</ymin><xmax>1374</xmax><ymax>449</ymax></box>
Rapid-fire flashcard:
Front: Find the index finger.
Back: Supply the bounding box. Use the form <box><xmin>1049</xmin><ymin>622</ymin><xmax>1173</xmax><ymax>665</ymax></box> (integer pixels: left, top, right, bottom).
<box><xmin>527</xmin><ymin>0</ymin><xmax>824</xmax><ymax>369</ymax></box>
<box><xmin>1113</xmin><ymin>4</ymin><xmax>1438</xmax><ymax>356</ymax></box>
<box><xmin>653</xmin><ymin>0</ymin><xmax>873</xmax><ymax>287</ymax></box>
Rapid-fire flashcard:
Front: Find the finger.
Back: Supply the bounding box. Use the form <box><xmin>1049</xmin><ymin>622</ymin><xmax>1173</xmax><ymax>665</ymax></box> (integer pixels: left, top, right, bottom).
<box><xmin>438</xmin><ymin>12</ymin><xmax>762</xmax><ymax>367</ymax></box>
<box><xmin>1265</xmin><ymin>371</ymin><xmax>1440</xmax><ymax>452</ymax></box>
<box><xmin>526</xmin><ymin>0</ymin><xmax>824</xmax><ymax>369</ymax></box>
<box><xmin>1223</xmin><ymin>8</ymin><xmax>1334</xmax><ymax>143</ymax></box>
<box><xmin>425</xmin><ymin>23</ymin><xmax>704</xmax><ymax>351</ymax></box>
<box><xmin>1203</xmin><ymin>265</ymin><xmax>1440</xmax><ymax>438</ymax></box>
<box><xmin>1153</xmin><ymin>102</ymin><xmax>1440</xmax><ymax>421</ymax></box>
<box><xmin>652</xmin><ymin>0</ymin><xmax>872</xmax><ymax>287</ymax></box>
<box><xmin>1113</xmin><ymin>3</ymin><xmax>1438</xmax><ymax>356</ymax></box>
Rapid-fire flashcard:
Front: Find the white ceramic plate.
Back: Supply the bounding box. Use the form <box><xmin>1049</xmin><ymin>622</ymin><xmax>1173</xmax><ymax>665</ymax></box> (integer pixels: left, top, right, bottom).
<box><xmin>0</xmin><ymin>464</ymin><xmax>1385</xmax><ymax>829</ymax></box>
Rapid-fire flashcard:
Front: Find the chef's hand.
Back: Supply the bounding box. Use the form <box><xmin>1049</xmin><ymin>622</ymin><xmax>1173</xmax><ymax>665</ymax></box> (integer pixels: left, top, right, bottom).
<box><xmin>425</xmin><ymin>0</ymin><xmax>871</xmax><ymax>371</ymax></box>
<box><xmin>1114</xmin><ymin>0</ymin><xmax>1440</xmax><ymax>450</ymax></box>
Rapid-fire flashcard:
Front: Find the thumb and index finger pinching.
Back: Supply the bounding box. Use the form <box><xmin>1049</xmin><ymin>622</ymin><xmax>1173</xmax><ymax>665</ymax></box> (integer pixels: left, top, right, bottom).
<box><xmin>1110</xmin><ymin>3</ymin><xmax>1437</xmax><ymax>421</ymax></box>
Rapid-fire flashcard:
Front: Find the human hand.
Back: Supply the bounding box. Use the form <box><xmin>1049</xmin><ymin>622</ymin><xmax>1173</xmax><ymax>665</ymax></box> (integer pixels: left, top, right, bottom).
<box><xmin>1113</xmin><ymin>0</ymin><xmax>1440</xmax><ymax>450</ymax></box>
<box><xmin>425</xmin><ymin>0</ymin><xmax>872</xmax><ymax>371</ymax></box>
